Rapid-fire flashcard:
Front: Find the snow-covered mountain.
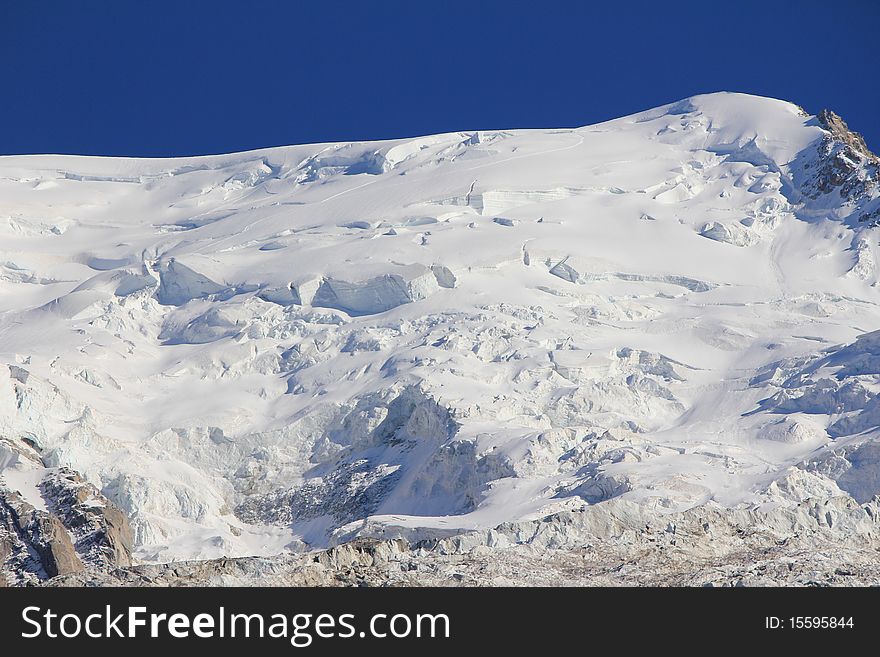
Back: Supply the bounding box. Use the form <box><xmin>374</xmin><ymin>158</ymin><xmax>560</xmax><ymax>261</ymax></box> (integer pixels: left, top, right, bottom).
<box><xmin>2</xmin><ymin>92</ymin><xmax>880</xmax><ymax>585</ymax></box>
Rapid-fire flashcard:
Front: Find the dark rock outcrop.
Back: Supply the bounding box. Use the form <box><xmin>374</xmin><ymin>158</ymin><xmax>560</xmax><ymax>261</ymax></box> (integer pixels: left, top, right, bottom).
<box><xmin>0</xmin><ymin>488</ymin><xmax>84</xmax><ymax>584</ymax></box>
<box><xmin>1</xmin><ymin>467</ymin><xmax>133</xmax><ymax>585</ymax></box>
<box><xmin>40</xmin><ymin>469</ymin><xmax>134</xmax><ymax>568</ymax></box>
<box><xmin>803</xmin><ymin>109</ymin><xmax>879</xmax><ymax>207</ymax></box>
<box><xmin>817</xmin><ymin>110</ymin><xmax>876</xmax><ymax>160</ymax></box>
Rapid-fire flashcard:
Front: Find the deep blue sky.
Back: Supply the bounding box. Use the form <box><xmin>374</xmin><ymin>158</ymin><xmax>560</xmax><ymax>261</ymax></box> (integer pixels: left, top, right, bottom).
<box><xmin>2</xmin><ymin>0</ymin><xmax>877</xmax><ymax>157</ymax></box>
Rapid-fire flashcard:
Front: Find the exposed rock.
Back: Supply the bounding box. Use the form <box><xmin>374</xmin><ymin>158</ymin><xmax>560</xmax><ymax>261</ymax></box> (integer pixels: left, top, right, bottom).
<box><xmin>40</xmin><ymin>468</ymin><xmax>134</xmax><ymax>568</ymax></box>
<box><xmin>817</xmin><ymin>109</ymin><xmax>876</xmax><ymax>161</ymax></box>
<box><xmin>803</xmin><ymin>109</ymin><xmax>879</xmax><ymax>202</ymax></box>
<box><xmin>1</xmin><ymin>466</ymin><xmax>133</xmax><ymax>585</ymax></box>
<box><xmin>0</xmin><ymin>487</ymin><xmax>84</xmax><ymax>584</ymax></box>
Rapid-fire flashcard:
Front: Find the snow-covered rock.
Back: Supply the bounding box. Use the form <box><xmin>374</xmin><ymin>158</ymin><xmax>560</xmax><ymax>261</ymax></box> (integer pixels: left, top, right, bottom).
<box><xmin>2</xmin><ymin>92</ymin><xmax>880</xmax><ymax>583</ymax></box>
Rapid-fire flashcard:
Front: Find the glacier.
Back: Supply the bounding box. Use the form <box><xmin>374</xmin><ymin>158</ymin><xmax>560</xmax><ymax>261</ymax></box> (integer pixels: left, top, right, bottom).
<box><xmin>2</xmin><ymin>92</ymin><xmax>880</xmax><ymax>585</ymax></box>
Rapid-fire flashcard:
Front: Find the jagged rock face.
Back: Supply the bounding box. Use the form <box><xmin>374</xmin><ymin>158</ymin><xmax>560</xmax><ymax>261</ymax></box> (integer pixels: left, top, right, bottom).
<box><xmin>40</xmin><ymin>469</ymin><xmax>133</xmax><ymax>568</ymax></box>
<box><xmin>0</xmin><ymin>488</ymin><xmax>84</xmax><ymax>584</ymax></box>
<box><xmin>802</xmin><ymin>109</ymin><xmax>879</xmax><ymax>209</ymax></box>
<box><xmin>0</xmin><ymin>467</ymin><xmax>133</xmax><ymax>585</ymax></box>
<box><xmin>818</xmin><ymin>109</ymin><xmax>876</xmax><ymax>162</ymax></box>
<box><xmin>4</xmin><ymin>92</ymin><xmax>880</xmax><ymax>584</ymax></box>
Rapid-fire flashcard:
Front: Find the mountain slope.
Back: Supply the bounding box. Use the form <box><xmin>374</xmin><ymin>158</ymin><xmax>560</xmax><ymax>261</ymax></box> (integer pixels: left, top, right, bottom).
<box><xmin>1</xmin><ymin>92</ymin><xmax>879</xmax><ymax>583</ymax></box>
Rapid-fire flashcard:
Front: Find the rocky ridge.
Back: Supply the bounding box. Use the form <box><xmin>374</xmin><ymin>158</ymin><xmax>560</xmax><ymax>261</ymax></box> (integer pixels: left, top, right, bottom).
<box><xmin>803</xmin><ymin>108</ymin><xmax>879</xmax><ymax>222</ymax></box>
<box><xmin>1</xmin><ymin>437</ymin><xmax>133</xmax><ymax>586</ymax></box>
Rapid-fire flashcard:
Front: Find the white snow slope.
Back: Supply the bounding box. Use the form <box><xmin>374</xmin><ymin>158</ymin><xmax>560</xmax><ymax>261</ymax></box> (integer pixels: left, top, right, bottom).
<box><xmin>2</xmin><ymin>92</ymin><xmax>880</xmax><ymax>564</ymax></box>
